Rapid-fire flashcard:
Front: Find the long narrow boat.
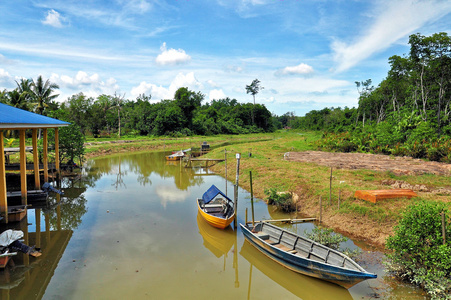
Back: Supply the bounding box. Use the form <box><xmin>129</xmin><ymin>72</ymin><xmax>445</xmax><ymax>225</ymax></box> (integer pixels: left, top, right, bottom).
<box><xmin>240</xmin><ymin>222</ymin><xmax>377</xmax><ymax>288</ymax></box>
<box><xmin>197</xmin><ymin>185</ymin><xmax>235</xmax><ymax>229</ymax></box>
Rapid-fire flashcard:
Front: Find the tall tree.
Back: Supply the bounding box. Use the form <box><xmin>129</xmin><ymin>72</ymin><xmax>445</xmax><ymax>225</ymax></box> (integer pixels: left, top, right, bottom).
<box><xmin>29</xmin><ymin>75</ymin><xmax>59</xmax><ymax>115</ymax></box>
<box><xmin>245</xmin><ymin>79</ymin><xmax>264</xmax><ymax>105</ymax></box>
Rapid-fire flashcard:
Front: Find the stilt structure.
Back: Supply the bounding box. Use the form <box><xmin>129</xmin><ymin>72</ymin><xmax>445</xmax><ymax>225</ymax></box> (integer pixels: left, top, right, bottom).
<box><xmin>0</xmin><ymin>103</ymin><xmax>69</xmax><ymax>223</ymax></box>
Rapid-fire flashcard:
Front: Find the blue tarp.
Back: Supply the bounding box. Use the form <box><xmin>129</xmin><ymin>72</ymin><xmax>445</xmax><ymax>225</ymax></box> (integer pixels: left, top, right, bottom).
<box><xmin>202</xmin><ymin>185</ymin><xmax>232</xmax><ymax>204</ymax></box>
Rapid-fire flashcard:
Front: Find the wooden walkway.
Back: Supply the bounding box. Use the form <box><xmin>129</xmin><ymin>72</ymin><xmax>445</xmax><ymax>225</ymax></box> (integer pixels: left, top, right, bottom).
<box><xmin>184</xmin><ymin>157</ymin><xmax>224</xmax><ymax>168</ymax></box>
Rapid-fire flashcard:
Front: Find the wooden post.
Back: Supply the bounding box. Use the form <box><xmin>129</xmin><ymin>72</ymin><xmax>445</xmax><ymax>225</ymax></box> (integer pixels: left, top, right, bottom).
<box><xmin>245</xmin><ymin>207</ymin><xmax>248</xmax><ymax>225</ymax></box>
<box><xmin>19</xmin><ymin>129</ymin><xmax>27</xmax><ymax>205</ymax></box>
<box><xmin>0</xmin><ymin>131</ymin><xmax>7</xmax><ymax>223</ymax></box>
<box><xmin>338</xmin><ymin>188</ymin><xmax>341</xmax><ymax>210</ymax></box>
<box><xmin>32</xmin><ymin>129</ymin><xmax>40</xmax><ymax>189</ymax></box>
<box><xmin>43</xmin><ymin>128</ymin><xmax>48</xmax><ymax>182</ymax></box>
<box><xmin>442</xmin><ymin>212</ymin><xmax>446</xmax><ymax>245</ymax></box>
<box><xmin>55</xmin><ymin>128</ymin><xmax>60</xmax><ymax>180</ymax></box>
<box><xmin>225</xmin><ymin>149</ymin><xmax>227</xmax><ymax>196</ymax></box>
<box><xmin>250</xmin><ymin>171</ymin><xmax>255</xmax><ymax>226</ymax></box>
<box><xmin>329</xmin><ymin>167</ymin><xmax>333</xmax><ymax>205</ymax></box>
<box><xmin>233</xmin><ymin>153</ymin><xmax>241</xmax><ymax>229</ymax></box>
<box><xmin>319</xmin><ymin>196</ymin><xmax>322</xmax><ymax>223</ymax></box>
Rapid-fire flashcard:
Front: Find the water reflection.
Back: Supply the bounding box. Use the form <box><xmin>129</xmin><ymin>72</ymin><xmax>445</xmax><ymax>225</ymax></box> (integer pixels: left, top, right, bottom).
<box><xmin>240</xmin><ymin>240</ymin><xmax>353</xmax><ymax>300</ymax></box>
<box><xmin>197</xmin><ymin>212</ymin><xmax>235</xmax><ymax>258</ymax></box>
<box><xmin>0</xmin><ymin>209</ymin><xmax>72</xmax><ymax>299</ymax></box>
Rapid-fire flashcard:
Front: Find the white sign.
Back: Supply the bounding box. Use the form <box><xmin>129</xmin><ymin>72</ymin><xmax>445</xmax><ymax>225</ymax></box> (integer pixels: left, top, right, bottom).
<box><xmin>236</xmin><ymin>153</ymin><xmax>241</xmax><ymax>159</ymax></box>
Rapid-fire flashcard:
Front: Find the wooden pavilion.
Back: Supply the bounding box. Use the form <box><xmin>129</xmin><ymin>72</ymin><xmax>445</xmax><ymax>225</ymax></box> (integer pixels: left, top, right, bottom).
<box><xmin>0</xmin><ymin>103</ymin><xmax>69</xmax><ymax>223</ymax></box>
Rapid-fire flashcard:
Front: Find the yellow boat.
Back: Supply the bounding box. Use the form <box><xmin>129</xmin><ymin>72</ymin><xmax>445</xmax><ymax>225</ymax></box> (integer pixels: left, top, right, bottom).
<box><xmin>197</xmin><ymin>185</ymin><xmax>235</xmax><ymax>229</ymax></box>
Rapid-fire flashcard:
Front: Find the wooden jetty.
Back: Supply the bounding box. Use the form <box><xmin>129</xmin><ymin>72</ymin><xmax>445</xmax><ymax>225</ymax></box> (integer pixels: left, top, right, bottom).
<box><xmin>184</xmin><ymin>157</ymin><xmax>224</xmax><ymax>168</ymax></box>
<box><xmin>354</xmin><ymin>189</ymin><xmax>417</xmax><ymax>204</ymax></box>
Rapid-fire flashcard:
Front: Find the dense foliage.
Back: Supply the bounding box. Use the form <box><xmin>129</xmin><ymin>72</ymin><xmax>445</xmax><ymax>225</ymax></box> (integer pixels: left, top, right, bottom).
<box><xmin>386</xmin><ymin>201</ymin><xmax>451</xmax><ymax>299</ymax></box>
<box><xmin>1</xmin><ymin>85</ymin><xmax>275</xmax><ymax>138</ymax></box>
<box><xmin>273</xmin><ymin>32</ymin><xmax>451</xmax><ymax>162</ymax></box>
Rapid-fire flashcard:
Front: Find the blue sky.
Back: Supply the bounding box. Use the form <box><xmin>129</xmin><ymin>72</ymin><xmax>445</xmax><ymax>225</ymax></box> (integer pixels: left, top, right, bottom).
<box><xmin>0</xmin><ymin>0</ymin><xmax>450</xmax><ymax>116</ymax></box>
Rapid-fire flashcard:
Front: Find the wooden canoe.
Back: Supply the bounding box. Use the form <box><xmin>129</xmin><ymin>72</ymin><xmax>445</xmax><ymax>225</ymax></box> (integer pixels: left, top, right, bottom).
<box><xmin>240</xmin><ymin>222</ymin><xmax>377</xmax><ymax>288</ymax></box>
<box><xmin>197</xmin><ymin>185</ymin><xmax>235</xmax><ymax>229</ymax></box>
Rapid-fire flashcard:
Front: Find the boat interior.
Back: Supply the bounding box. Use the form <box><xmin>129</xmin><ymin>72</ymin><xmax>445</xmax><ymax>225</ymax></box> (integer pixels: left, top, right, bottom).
<box><xmin>251</xmin><ymin>223</ymin><xmax>361</xmax><ymax>271</ymax></box>
<box><xmin>198</xmin><ymin>198</ymin><xmax>233</xmax><ymax>219</ymax></box>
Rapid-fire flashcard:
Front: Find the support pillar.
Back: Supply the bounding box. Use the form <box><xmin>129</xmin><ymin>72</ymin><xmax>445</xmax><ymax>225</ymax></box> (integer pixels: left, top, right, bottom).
<box><xmin>32</xmin><ymin>129</ymin><xmax>40</xmax><ymax>189</ymax></box>
<box><xmin>19</xmin><ymin>129</ymin><xmax>27</xmax><ymax>205</ymax></box>
<box><xmin>43</xmin><ymin>128</ymin><xmax>48</xmax><ymax>182</ymax></box>
<box><xmin>0</xmin><ymin>131</ymin><xmax>7</xmax><ymax>223</ymax></box>
<box><xmin>55</xmin><ymin>128</ymin><xmax>60</xmax><ymax>180</ymax></box>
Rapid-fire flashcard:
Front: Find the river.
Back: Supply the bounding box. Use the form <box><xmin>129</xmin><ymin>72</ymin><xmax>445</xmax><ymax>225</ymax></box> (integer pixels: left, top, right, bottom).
<box><xmin>0</xmin><ymin>151</ymin><xmax>427</xmax><ymax>299</ymax></box>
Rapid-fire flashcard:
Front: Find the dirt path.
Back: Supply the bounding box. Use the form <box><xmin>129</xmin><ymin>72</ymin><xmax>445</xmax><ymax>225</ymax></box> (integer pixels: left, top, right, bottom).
<box><xmin>286</xmin><ymin>151</ymin><xmax>451</xmax><ymax>176</ymax></box>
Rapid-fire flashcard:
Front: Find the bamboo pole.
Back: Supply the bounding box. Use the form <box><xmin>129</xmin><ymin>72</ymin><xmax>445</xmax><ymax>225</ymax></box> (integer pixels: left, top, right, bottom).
<box><xmin>225</xmin><ymin>149</ymin><xmax>227</xmax><ymax>196</ymax></box>
<box><xmin>442</xmin><ymin>212</ymin><xmax>446</xmax><ymax>245</ymax></box>
<box><xmin>319</xmin><ymin>196</ymin><xmax>322</xmax><ymax>223</ymax></box>
<box><xmin>246</xmin><ymin>218</ymin><xmax>316</xmax><ymax>224</ymax></box>
<box><xmin>233</xmin><ymin>153</ymin><xmax>241</xmax><ymax>229</ymax></box>
<box><xmin>329</xmin><ymin>167</ymin><xmax>333</xmax><ymax>205</ymax></box>
<box><xmin>250</xmin><ymin>171</ymin><xmax>255</xmax><ymax>226</ymax></box>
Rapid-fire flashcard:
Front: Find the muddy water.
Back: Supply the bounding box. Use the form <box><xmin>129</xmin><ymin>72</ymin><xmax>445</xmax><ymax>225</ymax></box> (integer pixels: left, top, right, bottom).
<box><xmin>0</xmin><ymin>151</ymin><xmax>427</xmax><ymax>299</ymax></box>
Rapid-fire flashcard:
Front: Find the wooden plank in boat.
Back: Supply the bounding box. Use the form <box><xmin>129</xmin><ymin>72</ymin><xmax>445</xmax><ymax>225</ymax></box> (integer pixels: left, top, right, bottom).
<box><xmin>354</xmin><ymin>189</ymin><xmax>417</xmax><ymax>203</ymax></box>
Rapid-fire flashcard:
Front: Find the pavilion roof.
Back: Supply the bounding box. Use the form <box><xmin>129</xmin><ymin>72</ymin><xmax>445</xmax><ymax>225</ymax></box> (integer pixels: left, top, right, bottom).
<box><xmin>0</xmin><ymin>103</ymin><xmax>70</xmax><ymax>129</ymax></box>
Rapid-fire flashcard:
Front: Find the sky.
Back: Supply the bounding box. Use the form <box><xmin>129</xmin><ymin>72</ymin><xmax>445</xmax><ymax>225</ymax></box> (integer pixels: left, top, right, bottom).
<box><xmin>0</xmin><ymin>0</ymin><xmax>450</xmax><ymax>117</ymax></box>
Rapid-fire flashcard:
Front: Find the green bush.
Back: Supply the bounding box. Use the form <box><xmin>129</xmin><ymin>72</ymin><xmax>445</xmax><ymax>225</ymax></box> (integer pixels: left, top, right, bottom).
<box><xmin>385</xmin><ymin>201</ymin><xmax>451</xmax><ymax>299</ymax></box>
<box><xmin>264</xmin><ymin>188</ymin><xmax>295</xmax><ymax>212</ymax></box>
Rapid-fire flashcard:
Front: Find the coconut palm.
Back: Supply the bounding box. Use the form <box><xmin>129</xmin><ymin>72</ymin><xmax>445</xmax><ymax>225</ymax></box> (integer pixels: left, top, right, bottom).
<box><xmin>29</xmin><ymin>75</ymin><xmax>59</xmax><ymax>115</ymax></box>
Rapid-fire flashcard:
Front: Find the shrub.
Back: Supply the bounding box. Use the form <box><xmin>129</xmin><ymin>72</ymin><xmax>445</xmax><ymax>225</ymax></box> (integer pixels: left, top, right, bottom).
<box><xmin>385</xmin><ymin>201</ymin><xmax>451</xmax><ymax>299</ymax></box>
<box><xmin>264</xmin><ymin>188</ymin><xmax>296</xmax><ymax>212</ymax></box>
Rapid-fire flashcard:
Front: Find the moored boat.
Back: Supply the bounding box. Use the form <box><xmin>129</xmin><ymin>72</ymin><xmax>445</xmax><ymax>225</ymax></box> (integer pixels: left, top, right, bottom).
<box><xmin>197</xmin><ymin>185</ymin><xmax>235</xmax><ymax>229</ymax></box>
<box><xmin>165</xmin><ymin>150</ymin><xmax>185</xmax><ymax>161</ymax></box>
<box><xmin>240</xmin><ymin>222</ymin><xmax>377</xmax><ymax>288</ymax></box>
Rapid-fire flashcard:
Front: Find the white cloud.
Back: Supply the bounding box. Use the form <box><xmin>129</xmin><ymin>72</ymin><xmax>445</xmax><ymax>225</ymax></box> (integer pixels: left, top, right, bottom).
<box><xmin>0</xmin><ymin>69</ymin><xmax>11</xmax><ymax>81</ymax></box>
<box><xmin>276</xmin><ymin>63</ymin><xmax>314</xmax><ymax>76</ymax></box>
<box><xmin>130</xmin><ymin>72</ymin><xmax>202</xmax><ymax>100</ymax></box>
<box><xmin>332</xmin><ymin>0</ymin><xmax>451</xmax><ymax>72</ymax></box>
<box><xmin>130</xmin><ymin>81</ymin><xmax>171</xmax><ymax>101</ymax></box>
<box><xmin>50</xmin><ymin>71</ymin><xmax>120</xmax><ymax>99</ymax></box>
<box><xmin>209</xmin><ymin>89</ymin><xmax>226</xmax><ymax>100</ymax></box>
<box><xmin>155</xmin><ymin>43</ymin><xmax>191</xmax><ymax>66</ymax></box>
<box><xmin>42</xmin><ymin>9</ymin><xmax>65</xmax><ymax>28</ymax></box>
<box><xmin>206</xmin><ymin>80</ymin><xmax>219</xmax><ymax>88</ymax></box>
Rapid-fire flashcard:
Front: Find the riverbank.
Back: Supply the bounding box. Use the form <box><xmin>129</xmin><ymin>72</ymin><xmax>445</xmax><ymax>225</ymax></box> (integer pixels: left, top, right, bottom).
<box><xmin>85</xmin><ymin>131</ymin><xmax>451</xmax><ymax>248</ymax></box>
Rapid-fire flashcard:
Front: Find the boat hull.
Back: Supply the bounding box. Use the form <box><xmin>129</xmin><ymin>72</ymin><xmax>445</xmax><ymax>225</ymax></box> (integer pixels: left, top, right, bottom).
<box><xmin>240</xmin><ymin>223</ymin><xmax>376</xmax><ymax>288</ymax></box>
<box><xmin>197</xmin><ymin>200</ymin><xmax>235</xmax><ymax>229</ymax></box>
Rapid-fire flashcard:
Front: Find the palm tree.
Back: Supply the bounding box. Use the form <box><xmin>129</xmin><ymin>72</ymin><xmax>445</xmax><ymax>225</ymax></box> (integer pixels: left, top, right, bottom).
<box><xmin>7</xmin><ymin>89</ymin><xmax>29</xmax><ymax>111</ymax></box>
<box><xmin>29</xmin><ymin>75</ymin><xmax>59</xmax><ymax>115</ymax></box>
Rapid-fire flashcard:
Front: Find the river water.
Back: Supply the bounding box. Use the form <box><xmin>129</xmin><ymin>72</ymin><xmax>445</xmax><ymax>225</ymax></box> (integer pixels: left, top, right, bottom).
<box><xmin>0</xmin><ymin>151</ymin><xmax>427</xmax><ymax>299</ymax></box>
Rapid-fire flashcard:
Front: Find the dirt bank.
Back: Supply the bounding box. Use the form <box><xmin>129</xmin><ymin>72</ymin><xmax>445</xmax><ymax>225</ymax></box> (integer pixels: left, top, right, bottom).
<box><xmin>283</xmin><ymin>151</ymin><xmax>451</xmax><ymax>247</ymax></box>
<box><xmin>286</xmin><ymin>151</ymin><xmax>451</xmax><ymax>176</ymax></box>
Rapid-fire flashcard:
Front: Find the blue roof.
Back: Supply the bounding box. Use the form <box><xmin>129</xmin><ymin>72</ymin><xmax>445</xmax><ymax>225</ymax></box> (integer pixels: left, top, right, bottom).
<box><xmin>0</xmin><ymin>103</ymin><xmax>70</xmax><ymax>128</ymax></box>
<box><xmin>202</xmin><ymin>185</ymin><xmax>233</xmax><ymax>204</ymax></box>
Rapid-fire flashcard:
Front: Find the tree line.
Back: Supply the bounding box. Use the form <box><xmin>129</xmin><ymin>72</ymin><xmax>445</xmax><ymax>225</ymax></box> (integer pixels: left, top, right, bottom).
<box><xmin>1</xmin><ymin>81</ymin><xmax>275</xmax><ymax>138</ymax></box>
<box><xmin>275</xmin><ymin>32</ymin><xmax>451</xmax><ymax>162</ymax></box>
